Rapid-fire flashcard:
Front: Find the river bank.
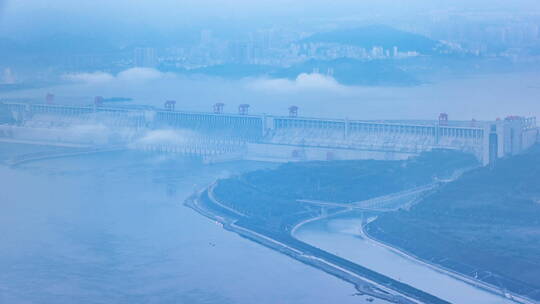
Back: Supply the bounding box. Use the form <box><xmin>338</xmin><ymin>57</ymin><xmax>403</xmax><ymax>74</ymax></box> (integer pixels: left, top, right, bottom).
<box><xmin>365</xmin><ymin>147</ymin><xmax>540</xmax><ymax>304</ymax></box>
<box><xmin>191</xmin><ymin>148</ymin><xmax>528</xmax><ymax>304</ymax></box>
<box><xmin>360</xmin><ymin>219</ymin><xmax>536</xmax><ymax>304</ymax></box>
<box><xmin>0</xmin><ymin>142</ymin><xmax>532</xmax><ymax>303</ymax></box>
<box><xmin>186</xmin><ymin>182</ymin><xmax>451</xmax><ymax>304</ymax></box>
<box><xmin>1</xmin><ymin>144</ymin><xmax>371</xmax><ymax>304</ymax></box>
<box><xmin>293</xmin><ymin>213</ymin><xmax>523</xmax><ymax>304</ymax></box>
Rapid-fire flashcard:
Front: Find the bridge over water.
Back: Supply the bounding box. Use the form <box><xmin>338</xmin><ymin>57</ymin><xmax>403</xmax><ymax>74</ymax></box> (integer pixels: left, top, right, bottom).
<box><xmin>297</xmin><ymin>183</ymin><xmax>439</xmax><ymax>213</ymax></box>
<box><xmin>0</xmin><ymin>101</ymin><xmax>537</xmax><ymax>165</ymax></box>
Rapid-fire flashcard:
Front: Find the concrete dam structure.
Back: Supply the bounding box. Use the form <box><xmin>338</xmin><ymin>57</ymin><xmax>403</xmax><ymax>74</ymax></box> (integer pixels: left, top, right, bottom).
<box><xmin>1</xmin><ymin>100</ymin><xmax>538</xmax><ymax>165</ymax></box>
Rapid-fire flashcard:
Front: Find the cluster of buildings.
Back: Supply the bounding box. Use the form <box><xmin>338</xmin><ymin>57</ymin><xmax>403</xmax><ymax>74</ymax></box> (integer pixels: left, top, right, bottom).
<box><xmin>290</xmin><ymin>43</ymin><xmax>420</xmax><ymax>61</ymax></box>
<box><xmin>132</xmin><ymin>29</ymin><xmax>422</xmax><ymax>70</ymax></box>
<box><xmin>130</xmin><ymin>19</ymin><xmax>540</xmax><ymax>70</ymax></box>
<box><xmin>409</xmin><ymin>11</ymin><xmax>540</xmax><ymax>59</ymax></box>
<box><xmin>137</xmin><ymin>29</ymin><xmax>306</xmax><ymax>69</ymax></box>
<box><xmin>60</xmin><ymin>19</ymin><xmax>540</xmax><ymax>73</ymax></box>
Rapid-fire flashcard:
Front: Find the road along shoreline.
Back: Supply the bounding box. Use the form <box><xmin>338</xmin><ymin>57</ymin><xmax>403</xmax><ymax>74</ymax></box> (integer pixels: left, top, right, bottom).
<box><xmin>361</xmin><ymin>219</ymin><xmax>538</xmax><ymax>304</ymax></box>
<box><xmin>185</xmin><ymin>182</ymin><xmax>452</xmax><ymax>304</ymax></box>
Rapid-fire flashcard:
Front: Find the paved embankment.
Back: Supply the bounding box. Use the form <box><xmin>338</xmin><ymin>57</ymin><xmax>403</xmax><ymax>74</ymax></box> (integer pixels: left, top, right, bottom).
<box><xmin>185</xmin><ymin>184</ymin><xmax>451</xmax><ymax>304</ymax></box>
<box><xmin>362</xmin><ymin>221</ymin><xmax>538</xmax><ymax>304</ymax></box>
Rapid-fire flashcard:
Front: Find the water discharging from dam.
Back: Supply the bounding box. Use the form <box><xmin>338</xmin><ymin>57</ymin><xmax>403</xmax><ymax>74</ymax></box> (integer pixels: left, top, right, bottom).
<box><xmin>0</xmin><ymin>143</ymin><xmax>527</xmax><ymax>304</ymax></box>
<box><xmin>0</xmin><ymin>144</ymin><xmax>389</xmax><ymax>304</ymax></box>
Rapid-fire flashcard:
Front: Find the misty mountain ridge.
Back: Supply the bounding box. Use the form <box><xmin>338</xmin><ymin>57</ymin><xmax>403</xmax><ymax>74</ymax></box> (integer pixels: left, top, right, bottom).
<box><xmin>271</xmin><ymin>58</ymin><xmax>419</xmax><ymax>86</ymax></box>
<box><xmin>302</xmin><ymin>25</ymin><xmax>443</xmax><ymax>54</ymax></box>
<box><xmin>1</xmin><ymin>25</ymin><xmax>445</xmax><ymax>65</ymax></box>
<box><xmin>0</xmin><ymin>24</ymin><xmax>510</xmax><ymax>87</ymax></box>
<box><xmin>177</xmin><ymin>58</ymin><xmax>418</xmax><ymax>86</ymax></box>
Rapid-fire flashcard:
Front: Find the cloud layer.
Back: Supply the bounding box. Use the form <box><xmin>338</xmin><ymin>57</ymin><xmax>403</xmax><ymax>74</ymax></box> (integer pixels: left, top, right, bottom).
<box><xmin>247</xmin><ymin>73</ymin><xmax>345</xmax><ymax>93</ymax></box>
<box><xmin>135</xmin><ymin>129</ymin><xmax>198</xmax><ymax>146</ymax></box>
<box><xmin>63</xmin><ymin>68</ymin><xmax>171</xmax><ymax>85</ymax></box>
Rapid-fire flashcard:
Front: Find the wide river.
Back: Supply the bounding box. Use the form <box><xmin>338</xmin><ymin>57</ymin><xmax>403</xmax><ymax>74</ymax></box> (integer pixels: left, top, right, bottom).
<box><xmin>0</xmin><ymin>145</ymin><xmax>385</xmax><ymax>304</ymax></box>
<box><xmin>294</xmin><ymin>214</ymin><xmax>516</xmax><ymax>304</ymax></box>
<box><xmin>0</xmin><ymin>144</ymin><xmax>517</xmax><ymax>304</ymax></box>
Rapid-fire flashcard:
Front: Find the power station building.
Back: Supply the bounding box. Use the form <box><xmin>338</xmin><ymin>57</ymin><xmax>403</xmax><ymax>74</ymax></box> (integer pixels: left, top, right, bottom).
<box><xmin>0</xmin><ymin>100</ymin><xmax>537</xmax><ymax>166</ymax></box>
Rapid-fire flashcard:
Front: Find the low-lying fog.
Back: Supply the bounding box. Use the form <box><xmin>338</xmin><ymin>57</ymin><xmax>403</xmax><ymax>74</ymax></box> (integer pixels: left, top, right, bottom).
<box><xmin>4</xmin><ymin>68</ymin><xmax>540</xmax><ymax>121</ymax></box>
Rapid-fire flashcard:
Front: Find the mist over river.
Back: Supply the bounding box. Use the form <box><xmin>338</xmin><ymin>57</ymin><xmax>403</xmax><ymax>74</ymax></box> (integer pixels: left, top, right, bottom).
<box><xmin>0</xmin><ymin>145</ymin><xmax>374</xmax><ymax>304</ymax></box>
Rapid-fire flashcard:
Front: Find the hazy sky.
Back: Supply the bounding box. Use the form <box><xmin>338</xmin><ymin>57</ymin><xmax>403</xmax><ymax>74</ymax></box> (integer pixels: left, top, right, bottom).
<box><xmin>1</xmin><ymin>0</ymin><xmax>539</xmax><ymax>120</ymax></box>
<box><xmin>1</xmin><ymin>0</ymin><xmax>539</xmax><ymax>39</ymax></box>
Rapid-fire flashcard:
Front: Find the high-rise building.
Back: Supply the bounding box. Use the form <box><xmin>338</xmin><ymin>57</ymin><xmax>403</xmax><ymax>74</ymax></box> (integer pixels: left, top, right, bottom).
<box><xmin>228</xmin><ymin>41</ymin><xmax>248</xmax><ymax>63</ymax></box>
<box><xmin>200</xmin><ymin>29</ymin><xmax>213</xmax><ymax>45</ymax></box>
<box><xmin>488</xmin><ymin>124</ymin><xmax>499</xmax><ymax>167</ymax></box>
<box><xmin>134</xmin><ymin>47</ymin><xmax>157</xmax><ymax>68</ymax></box>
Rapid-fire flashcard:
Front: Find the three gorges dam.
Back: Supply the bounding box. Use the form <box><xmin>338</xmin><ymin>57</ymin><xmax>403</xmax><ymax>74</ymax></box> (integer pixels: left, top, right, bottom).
<box><xmin>1</xmin><ymin>97</ymin><xmax>538</xmax><ymax>166</ymax></box>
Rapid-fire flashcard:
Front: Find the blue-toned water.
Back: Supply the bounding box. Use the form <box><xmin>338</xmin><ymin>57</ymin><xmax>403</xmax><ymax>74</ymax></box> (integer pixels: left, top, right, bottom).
<box><xmin>0</xmin><ymin>146</ymin><xmax>377</xmax><ymax>304</ymax></box>
<box><xmin>294</xmin><ymin>216</ymin><xmax>516</xmax><ymax>304</ymax></box>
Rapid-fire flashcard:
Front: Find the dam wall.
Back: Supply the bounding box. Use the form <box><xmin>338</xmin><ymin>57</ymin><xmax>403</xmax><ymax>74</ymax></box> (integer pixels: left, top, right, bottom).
<box><xmin>1</xmin><ymin>101</ymin><xmax>537</xmax><ymax>165</ymax></box>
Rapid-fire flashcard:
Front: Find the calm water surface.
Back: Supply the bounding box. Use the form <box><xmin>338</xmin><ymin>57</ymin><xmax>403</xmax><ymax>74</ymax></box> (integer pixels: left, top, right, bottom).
<box><xmin>294</xmin><ymin>215</ymin><xmax>515</xmax><ymax>304</ymax></box>
<box><xmin>0</xmin><ymin>147</ymin><xmax>377</xmax><ymax>304</ymax></box>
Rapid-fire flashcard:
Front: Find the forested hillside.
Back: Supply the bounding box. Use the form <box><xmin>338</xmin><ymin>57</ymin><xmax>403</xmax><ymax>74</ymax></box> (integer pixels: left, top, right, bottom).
<box><xmin>213</xmin><ymin>150</ymin><xmax>477</xmax><ymax>231</ymax></box>
<box><xmin>368</xmin><ymin>145</ymin><xmax>540</xmax><ymax>299</ymax></box>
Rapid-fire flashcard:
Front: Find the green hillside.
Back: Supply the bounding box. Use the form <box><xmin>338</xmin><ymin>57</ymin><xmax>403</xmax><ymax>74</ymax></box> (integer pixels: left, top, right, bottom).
<box><xmin>213</xmin><ymin>150</ymin><xmax>477</xmax><ymax>231</ymax></box>
<box><xmin>303</xmin><ymin>25</ymin><xmax>441</xmax><ymax>54</ymax></box>
<box><xmin>368</xmin><ymin>145</ymin><xmax>540</xmax><ymax>299</ymax></box>
<box><xmin>271</xmin><ymin>58</ymin><xmax>419</xmax><ymax>86</ymax></box>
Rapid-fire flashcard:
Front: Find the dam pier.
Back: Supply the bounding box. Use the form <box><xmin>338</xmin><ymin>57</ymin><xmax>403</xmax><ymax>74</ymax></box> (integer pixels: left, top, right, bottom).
<box><xmin>1</xmin><ymin>99</ymin><xmax>537</xmax><ymax>165</ymax></box>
